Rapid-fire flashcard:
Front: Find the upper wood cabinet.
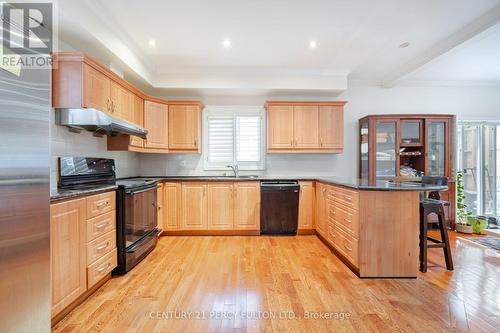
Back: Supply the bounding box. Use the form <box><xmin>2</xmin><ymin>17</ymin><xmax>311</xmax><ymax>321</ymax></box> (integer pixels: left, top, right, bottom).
<box><xmin>50</xmin><ymin>198</ymin><xmax>87</xmax><ymax>317</ymax></box>
<box><xmin>129</xmin><ymin>95</ymin><xmax>145</xmax><ymax>148</ymax></box>
<box><xmin>234</xmin><ymin>182</ymin><xmax>261</xmax><ymax>230</ymax></box>
<box><xmin>265</xmin><ymin>101</ymin><xmax>346</xmax><ymax>153</ymax></box>
<box><xmin>267</xmin><ymin>105</ymin><xmax>294</xmax><ymax>149</ymax></box>
<box><xmin>144</xmin><ymin>100</ymin><xmax>169</xmax><ymax>150</ymax></box>
<box><xmin>110</xmin><ymin>81</ymin><xmax>133</xmax><ymax>122</ymax></box>
<box><xmin>83</xmin><ymin>65</ymin><xmax>110</xmax><ymax>113</ymax></box>
<box><xmin>168</xmin><ymin>102</ymin><xmax>202</xmax><ymax>152</ymax></box>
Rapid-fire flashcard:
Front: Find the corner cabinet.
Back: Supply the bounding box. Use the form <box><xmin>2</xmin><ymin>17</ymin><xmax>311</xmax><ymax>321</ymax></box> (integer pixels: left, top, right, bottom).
<box><xmin>358</xmin><ymin>114</ymin><xmax>456</xmax><ymax>226</ymax></box>
<box><xmin>265</xmin><ymin>101</ymin><xmax>346</xmax><ymax>153</ymax></box>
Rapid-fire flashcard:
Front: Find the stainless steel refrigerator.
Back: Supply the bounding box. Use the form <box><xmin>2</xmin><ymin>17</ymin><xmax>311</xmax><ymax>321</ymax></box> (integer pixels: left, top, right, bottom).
<box><xmin>0</xmin><ymin>49</ymin><xmax>51</xmax><ymax>333</ymax></box>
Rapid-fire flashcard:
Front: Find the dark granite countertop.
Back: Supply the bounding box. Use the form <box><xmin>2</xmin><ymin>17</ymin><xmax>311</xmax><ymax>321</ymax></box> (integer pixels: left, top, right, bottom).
<box><xmin>50</xmin><ymin>185</ymin><xmax>118</xmax><ymax>203</ymax></box>
<box><xmin>138</xmin><ymin>176</ymin><xmax>447</xmax><ymax>192</ymax></box>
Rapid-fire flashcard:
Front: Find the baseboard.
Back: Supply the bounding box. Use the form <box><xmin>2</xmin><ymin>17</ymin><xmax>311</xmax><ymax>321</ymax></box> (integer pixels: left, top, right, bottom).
<box><xmin>162</xmin><ymin>229</ymin><xmax>261</xmax><ymax>236</ymax></box>
<box><xmin>51</xmin><ymin>273</ymin><xmax>111</xmax><ymax>327</ymax></box>
<box><xmin>298</xmin><ymin>228</ymin><xmax>315</xmax><ymax>235</ymax></box>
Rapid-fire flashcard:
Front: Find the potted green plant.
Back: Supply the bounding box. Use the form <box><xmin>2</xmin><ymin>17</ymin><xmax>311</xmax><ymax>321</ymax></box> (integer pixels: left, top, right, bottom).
<box><xmin>455</xmin><ymin>171</ymin><xmax>473</xmax><ymax>234</ymax></box>
<box><xmin>468</xmin><ymin>216</ymin><xmax>488</xmax><ymax>234</ymax></box>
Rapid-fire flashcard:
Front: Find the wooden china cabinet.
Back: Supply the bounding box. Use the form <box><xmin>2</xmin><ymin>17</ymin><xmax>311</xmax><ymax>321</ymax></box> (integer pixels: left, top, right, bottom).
<box><xmin>359</xmin><ymin>114</ymin><xmax>456</xmax><ymax>226</ymax></box>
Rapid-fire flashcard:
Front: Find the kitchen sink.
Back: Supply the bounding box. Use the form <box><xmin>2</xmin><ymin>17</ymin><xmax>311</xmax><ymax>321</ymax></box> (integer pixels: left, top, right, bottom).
<box><xmin>236</xmin><ymin>175</ymin><xmax>259</xmax><ymax>179</ymax></box>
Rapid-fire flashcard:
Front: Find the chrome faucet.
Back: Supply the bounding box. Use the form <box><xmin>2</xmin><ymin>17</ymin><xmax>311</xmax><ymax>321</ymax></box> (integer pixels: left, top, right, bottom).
<box><xmin>226</xmin><ymin>164</ymin><xmax>239</xmax><ymax>178</ymax></box>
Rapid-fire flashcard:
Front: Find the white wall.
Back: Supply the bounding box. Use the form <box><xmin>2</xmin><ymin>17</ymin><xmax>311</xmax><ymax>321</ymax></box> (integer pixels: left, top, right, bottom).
<box><xmin>139</xmin><ymin>81</ymin><xmax>500</xmax><ymax>178</ymax></box>
<box><xmin>50</xmin><ymin>113</ymin><xmax>140</xmax><ymax>189</ymax></box>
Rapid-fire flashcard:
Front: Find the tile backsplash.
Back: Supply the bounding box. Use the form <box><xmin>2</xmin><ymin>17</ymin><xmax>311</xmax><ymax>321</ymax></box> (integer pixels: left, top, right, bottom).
<box><xmin>50</xmin><ymin>112</ymin><xmax>140</xmax><ymax>190</ymax></box>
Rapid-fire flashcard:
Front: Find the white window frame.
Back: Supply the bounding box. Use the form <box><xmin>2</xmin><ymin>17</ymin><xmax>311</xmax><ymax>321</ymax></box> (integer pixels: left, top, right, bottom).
<box><xmin>203</xmin><ymin>105</ymin><xmax>266</xmax><ymax>171</ymax></box>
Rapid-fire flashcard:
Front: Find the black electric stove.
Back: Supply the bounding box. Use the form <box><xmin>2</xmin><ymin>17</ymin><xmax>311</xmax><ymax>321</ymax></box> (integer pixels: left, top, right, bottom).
<box><xmin>58</xmin><ymin>157</ymin><xmax>160</xmax><ymax>275</ymax></box>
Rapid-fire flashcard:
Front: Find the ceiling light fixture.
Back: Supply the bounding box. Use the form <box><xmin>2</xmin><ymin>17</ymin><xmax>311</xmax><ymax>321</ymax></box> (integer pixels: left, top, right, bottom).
<box><xmin>148</xmin><ymin>39</ymin><xmax>156</xmax><ymax>47</ymax></box>
<box><xmin>399</xmin><ymin>42</ymin><xmax>410</xmax><ymax>48</ymax></box>
<box><xmin>222</xmin><ymin>38</ymin><xmax>231</xmax><ymax>48</ymax></box>
<box><xmin>309</xmin><ymin>40</ymin><xmax>317</xmax><ymax>49</ymax></box>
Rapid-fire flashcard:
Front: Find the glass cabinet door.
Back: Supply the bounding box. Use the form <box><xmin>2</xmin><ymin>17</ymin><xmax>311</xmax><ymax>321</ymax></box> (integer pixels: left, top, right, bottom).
<box><xmin>426</xmin><ymin>121</ymin><xmax>446</xmax><ymax>176</ymax></box>
<box><xmin>360</xmin><ymin>122</ymin><xmax>369</xmax><ymax>180</ymax></box>
<box><xmin>375</xmin><ymin>121</ymin><xmax>398</xmax><ymax>178</ymax></box>
<box><xmin>401</xmin><ymin>120</ymin><xmax>422</xmax><ymax>145</ymax></box>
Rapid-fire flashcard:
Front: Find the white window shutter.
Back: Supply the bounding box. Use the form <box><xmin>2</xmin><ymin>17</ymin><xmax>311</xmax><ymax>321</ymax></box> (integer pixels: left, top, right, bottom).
<box><xmin>236</xmin><ymin>116</ymin><xmax>260</xmax><ymax>162</ymax></box>
<box><xmin>207</xmin><ymin>117</ymin><xmax>233</xmax><ymax>165</ymax></box>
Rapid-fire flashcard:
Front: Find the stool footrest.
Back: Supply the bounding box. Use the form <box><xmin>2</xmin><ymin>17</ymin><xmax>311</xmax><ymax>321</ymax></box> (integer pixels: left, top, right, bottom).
<box><xmin>427</xmin><ymin>237</ymin><xmax>443</xmax><ymax>244</ymax></box>
<box><xmin>427</xmin><ymin>243</ymin><xmax>446</xmax><ymax>249</ymax></box>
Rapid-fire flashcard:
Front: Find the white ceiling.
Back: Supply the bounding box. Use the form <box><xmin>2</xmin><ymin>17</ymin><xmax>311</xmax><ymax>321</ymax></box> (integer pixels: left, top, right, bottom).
<box><xmin>57</xmin><ymin>0</ymin><xmax>500</xmax><ymax>91</ymax></box>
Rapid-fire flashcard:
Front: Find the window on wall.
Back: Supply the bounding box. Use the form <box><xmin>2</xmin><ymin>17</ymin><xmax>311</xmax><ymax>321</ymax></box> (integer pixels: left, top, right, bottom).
<box><xmin>457</xmin><ymin>121</ymin><xmax>500</xmax><ymax>217</ymax></box>
<box><xmin>204</xmin><ymin>106</ymin><xmax>265</xmax><ymax>170</ymax></box>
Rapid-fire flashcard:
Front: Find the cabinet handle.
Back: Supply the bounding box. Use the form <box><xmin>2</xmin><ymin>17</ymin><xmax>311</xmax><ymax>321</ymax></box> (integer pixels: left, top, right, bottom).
<box><xmin>194</xmin><ymin>139</ymin><xmax>197</xmax><ymax>146</ymax></box>
<box><xmin>96</xmin><ymin>263</ymin><xmax>111</xmax><ymax>273</ymax></box>
<box><xmin>320</xmin><ymin>138</ymin><xmax>323</xmax><ymax>147</ymax></box>
<box><xmin>106</xmin><ymin>98</ymin><xmax>111</xmax><ymax>112</ymax></box>
<box><xmin>96</xmin><ymin>201</ymin><xmax>109</xmax><ymax>209</ymax></box>
<box><xmin>290</xmin><ymin>139</ymin><xmax>293</xmax><ymax>146</ymax></box>
<box><xmin>343</xmin><ymin>243</ymin><xmax>353</xmax><ymax>252</ymax></box>
<box><xmin>96</xmin><ymin>242</ymin><xmax>110</xmax><ymax>251</ymax></box>
<box><xmin>203</xmin><ymin>186</ymin><xmax>206</xmax><ymax>197</ymax></box>
<box><xmin>95</xmin><ymin>221</ymin><xmax>109</xmax><ymax>230</ymax></box>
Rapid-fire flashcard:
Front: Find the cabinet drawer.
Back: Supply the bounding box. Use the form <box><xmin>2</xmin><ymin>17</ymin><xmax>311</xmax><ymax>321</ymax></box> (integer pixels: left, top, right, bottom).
<box><xmin>331</xmin><ymin>226</ymin><xmax>359</xmax><ymax>267</ymax></box>
<box><xmin>331</xmin><ymin>204</ymin><xmax>359</xmax><ymax>239</ymax></box>
<box><xmin>86</xmin><ymin>192</ymin><xmax>116</xmax><ymax>219</ymax></box>
<box><xmin>87</xmin><ymin>248</ymin><xmax>117</xmax><ymax>288</ymax></box>
<box><xmin>87</xmin><ymin>230</ymin><xmax>116</xmax><ymax>265</ymax></box>
<box><xmin>86</xmin><ymin>210</ymin><xmax>116</xmax><ymax>242</ymax></box>
<box><xmin>328</xmin><ymin>187</ymin><xmax>359</xmax><ymax>210</ymax></box>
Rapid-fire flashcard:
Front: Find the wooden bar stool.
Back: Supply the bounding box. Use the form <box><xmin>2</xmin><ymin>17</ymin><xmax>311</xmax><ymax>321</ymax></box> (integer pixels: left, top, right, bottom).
<box><xmin>419</xmin><ymin>176</ymin><xmax>454</xmax><ymax>273</ymax></box>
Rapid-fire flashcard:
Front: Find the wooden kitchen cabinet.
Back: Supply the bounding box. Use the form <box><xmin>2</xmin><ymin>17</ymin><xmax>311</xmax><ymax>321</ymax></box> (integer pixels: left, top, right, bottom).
<box><xmin>83</xmin><ymin>64</ymin><xmax>111</xmax><ymax>113</ymax></box>
<box><xmin>157</xmin><ymin>183</ymin><xmax>164</xmax><ymax>231</ymax></box>
<box><xmin>110</xmin><ymin>80</ymin><xmax>133</xmax><ymax>122</ymax></box>
<box><xmin>265</xmin><ymin>101</ymin><xmax>346</xmax><ymax>153</ymax></box>
<box><xmin>207</xmin><ymin>183</ymin><xmax>234</xmax><ymax>230</ymax></box>
<box><xmin>294</xmin><ymin>106</ymin><xmax>319</xmax><ymax>148</ymax></box>
<box><xmin>315</xmin><ymin>182</ymin><xmax>327</xmax><ymax>237</ymax></box>
<box><xmin>50</xmin><ymin>198</ymin><xmax>87</xmax><ymax>317</ymax></box>
<box><xmin>234</xmin><ymin>182</ymin><xmax>261</xmax><ymax>230</ymax></box>
<box><xmin>163</xmin><ymin>182</ymin><xmax>181</xmax><ymax>230</ymax></box>
<box><xmin>168</xmin><ymin>102</ymin><xmax>202</xmax><ymax>152</ymax></box>
<box><xmin>144</xmin><ymin>100</ymin><xmax>169</xmax><ymax>150</ymax></box>
<box><xmin>181</xmin><ymin>182</ymin><xmax>208</xmax><ymax>229</ymax></box>
<box><xmin>267</xmin><ymin>105</ymin><xmax>295</xmax><ymax>149</ymax></box>
<box><xmin>298</xmin><ymin>181</ymin><xmax>315</xmax><ymax>231</ymax></box>
<box><xmin>129</xmin><ymin>94</ymin><xmax>145</xmax><ymax>147</ymax></box>
<box><xmin>319</xmin><ymin>105</ymin><xmax>343</xmax><ymax>149</ymax></box>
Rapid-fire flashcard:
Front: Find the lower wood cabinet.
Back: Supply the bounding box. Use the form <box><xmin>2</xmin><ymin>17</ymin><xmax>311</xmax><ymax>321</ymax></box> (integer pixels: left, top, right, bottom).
<box><xmin>207</xmin><ymin>182</ymin><xmax>234</xmax><ymax>230</ymax></box>
<box><xmin>181</xmin><ymin>182</ymin><xmax>208</xmax><ymax>230</ymax></box>
<box><xmin>50</xmin><ymin>191</ymin><xmax>117</xmax><ymax>319</ymax></box>
<box><xmin>157</xmin><ymin>183</ymin><xmax>164</xmax><ymax>231</ymax></box>
<box><xmin>50</xmin><ymin>198</ymin><xmax>87</xmax><ymax>316</ymax></box>
<box><xmin>298</xmin><ymin>181</ymin><xmax>314</xmax><ymax>230</ymax></box>
<box><xmin>233</xmin><ymin>182</ymin><xmax>260</xmax><ymax>230</ymax></box>
<box><xmin>163</xmin><ymin>181</ymin><xmax>260</xmax><ymax>233</ymax></box>
<box><xmin>315</xmin><ymin>182</ymin><xmax>327</xmax><ymax>237</ymax></box>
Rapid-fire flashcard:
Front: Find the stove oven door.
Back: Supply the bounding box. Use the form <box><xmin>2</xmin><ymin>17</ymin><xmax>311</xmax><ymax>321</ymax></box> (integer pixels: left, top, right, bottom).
<box><xmin>123</xmin><ymin>185</ymin><xmax>157</xmax><ymax>247</ymax></box>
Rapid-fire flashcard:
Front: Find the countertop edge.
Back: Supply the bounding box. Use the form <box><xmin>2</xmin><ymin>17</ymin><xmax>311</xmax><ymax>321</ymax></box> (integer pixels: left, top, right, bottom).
<box><xmin>50</xmin><ymin>185</ymin><xmax>118</xmax><ymax>203</ymax></box>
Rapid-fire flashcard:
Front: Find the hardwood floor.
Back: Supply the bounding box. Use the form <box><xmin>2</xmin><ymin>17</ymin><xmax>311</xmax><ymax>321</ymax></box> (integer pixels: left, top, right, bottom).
<box><xmin>53</xmin><ymin>232</ymin><xmax>500</xmax><ymax>332</ymax></box>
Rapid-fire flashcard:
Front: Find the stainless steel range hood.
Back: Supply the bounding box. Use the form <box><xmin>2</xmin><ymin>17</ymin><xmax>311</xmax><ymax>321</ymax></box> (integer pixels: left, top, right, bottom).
<box><xmin>55</xmin><ymin>108</ymin><xmax>148</xmax><ymax>139</ymax></box>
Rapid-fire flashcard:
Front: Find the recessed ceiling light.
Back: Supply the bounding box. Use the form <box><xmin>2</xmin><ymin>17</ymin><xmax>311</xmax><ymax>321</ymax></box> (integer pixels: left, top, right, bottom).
<box><xmin>148</xmin><ymin>39</ymin><xmax>156</xmax><ymax>47</ymax></box>
<box><xmin>309</xmin><ymin>40</ymin><xmax>317</xmax><ymax>49</ymax></box>
<box><xmin>222</xmin><ymin>38</ymin><xmax>231</xmax><ymax>48</ymax></box>
<box><xmin>399</xmin><ymin>42</ymin><xmax>410</xmax><ymax>48</ymax></box>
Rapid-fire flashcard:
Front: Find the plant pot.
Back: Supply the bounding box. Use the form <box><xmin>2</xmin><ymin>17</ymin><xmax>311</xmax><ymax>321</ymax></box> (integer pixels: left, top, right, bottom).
<box><xmin>456</xmin><ymin>223</ymin><xmax>473</xmax><ymax>234</ymax></box>
<box><xmin>468</xmin><ymin>217</ymin><xmax>488</xmax><ymax>234</ymax></box>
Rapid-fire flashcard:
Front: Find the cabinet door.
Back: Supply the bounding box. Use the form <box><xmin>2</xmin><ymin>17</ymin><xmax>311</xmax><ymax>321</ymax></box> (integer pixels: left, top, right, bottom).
<box><xmin>293</xmin><ymin>105</ymin><xmax>319</xmax><ymax>148</ymax></box>
<box><xmin>298</xmin><ymin>181</ymin><xmax>314</xmax><ymax>229</ymax></box>
<box><xmin>157</xmin><ymin>184</ymin><xmax>164</xmax><ymax>231</ymax></box>
<box><xmin>319</xmin><ymin>106</ymin><xmax>343</xmax><ymax>149</ymax></box>
<box><xmin>130</xmin><ymin>95</ymin><xmax>144</xmax><ymax>148</ymax></box>
<box><xmin>164</xmin><ymin>182</ymin><xmax>181</xmax><ymax>230</ymax></box>
<box><xmin>144</xmin><ymin>101</ymin><xmax>169</xmax><ymax>150</ymax></box>
<box><xmin>315</xmin><ymin>183</ymin><xmax>327</xmax><ymax>236</ymax></box>
<box><xmin>425</xmin><ymin>119</ymin><xmax>450</xmax><ymax>177</ymax></box>
<box><xmin>110</xmin><ymin>81</ymin><xmax>133</xmax><ymax>122</ymax></box>
<box><xmin>168</xmin><ymin>105</ymin><xmax>200</xmax><ymax>150</ymax></box>
<box><xmin>83</xmin><ymin>65</ymin><xmax>110</xmax><ymax>113</ymax></box>
<box><xmin>207</xmin><ymin>183</ymin><xmax>234</xmax><ymax>230</ymax></box>
<box><xmin>234</xmin><ymin>182</ymin><xmax>261</xmax><ymax>230</ymax></box>
<box><xmin>181</xmin><ymin>183</ymin><xmax>207</xmax><ymax>230</ymax></box>
<box><xmin>50</xmin><ymin>198</ymin><xmax>87</xmax><ymax>316</ymax></box>
<box><xmin>374</xmin><ymin>120</ymin><xmax>399</xmax><ymax>178</ymax></box>
<box><xmin>267</xmin><ymin>105</ymin><xmax>294</xmax><ymax>149</ymax></box>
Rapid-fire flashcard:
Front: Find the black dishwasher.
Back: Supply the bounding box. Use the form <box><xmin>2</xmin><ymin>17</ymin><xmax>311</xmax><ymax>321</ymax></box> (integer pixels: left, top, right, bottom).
<box><xmin>260</xmin><ymin>181</ymin><xmax>300</xmax><ymax>235</ymax></box>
